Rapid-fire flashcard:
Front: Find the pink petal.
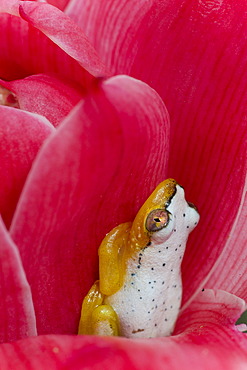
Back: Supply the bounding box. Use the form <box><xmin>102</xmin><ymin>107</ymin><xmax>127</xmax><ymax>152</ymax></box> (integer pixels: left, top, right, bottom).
<box><xmin>46</xmin><ymin>0</ymin><xmax>70</xmax><ymax>11</ymax></box>
<box><xmin>70</xmin><ymin>0</ymin><xmax>247</xmax><ymax>305</ymax></box>
<box><xmin>0</xmin><ymin>289</ymin><xmax>246</xmax><ymax>368</ymax></box>
<box><xmin>176</xmin><ymin>289</ymin><xmax>247</xmax><ymax>338</ymax></box>
<box><xmin>19</xmin><ymin>1</ymin><xmax>109</xmax><ymax>77</ymax></box>
<box><xmin>0</xmin><ymin>106</ymin><xmax>54</xmax><ymax>228</ymax></box>
<box><xmin>0</xmin><ymin>74</ymin><xmax>83</xmax><ymax>127</ymax></box>
<box><xmin>65</xmin><ymin>0</ymin><xmax>152</xmax><ymax>71</ymax></box>
<box><xmin>10</xmin><ymin>75</ymin><xmax>169</xmax><ymax>335</ymax></box>
<box><xmin>0</xmin><ymin>1</ymin><xmax>108</xmax><ymax>84</ymax></box>
<box><xmin>205</xmin><ymin>180</ymin><xmax>247</xmax><ymax>301</ymax></box>
<box><xmin>0</xmin><ymin>217</ymin><xmax>36</xmax><ymax>342</ymax></box>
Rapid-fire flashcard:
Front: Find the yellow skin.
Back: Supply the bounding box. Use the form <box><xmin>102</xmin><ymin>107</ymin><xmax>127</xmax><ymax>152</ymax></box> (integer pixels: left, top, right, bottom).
<box><xmin>78</xmin><ymin>178</ymin><xmax>199</xmax><ymax>337</ymax></box>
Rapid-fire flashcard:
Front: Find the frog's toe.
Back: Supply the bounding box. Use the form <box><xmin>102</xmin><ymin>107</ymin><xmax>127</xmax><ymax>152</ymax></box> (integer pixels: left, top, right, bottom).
<box><xmin>91</xmin><ymin>305</ymin><xmax>119</xmax><ymax>336</ymax></box>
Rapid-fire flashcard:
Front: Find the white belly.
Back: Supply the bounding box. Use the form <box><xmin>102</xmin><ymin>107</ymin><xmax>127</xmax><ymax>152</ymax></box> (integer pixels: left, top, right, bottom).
<box><xmin>105</xmin><ymin>245</ymin><xmax>183</xmax><ymax>338</ymax></box>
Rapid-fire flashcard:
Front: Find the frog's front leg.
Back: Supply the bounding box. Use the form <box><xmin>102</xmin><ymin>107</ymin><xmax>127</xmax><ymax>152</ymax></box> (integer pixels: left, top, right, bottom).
<box><xmin>78</xmin><ymin>281</ymin><xmax>119</xmax><ymax>336</ymax></box>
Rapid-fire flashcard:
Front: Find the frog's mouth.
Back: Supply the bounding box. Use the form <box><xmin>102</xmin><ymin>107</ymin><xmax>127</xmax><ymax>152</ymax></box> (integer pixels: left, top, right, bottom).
<box><xmin>165</xmin><ymin>186</ymin><xmax>177</xmax><ymax>209</ymax></box>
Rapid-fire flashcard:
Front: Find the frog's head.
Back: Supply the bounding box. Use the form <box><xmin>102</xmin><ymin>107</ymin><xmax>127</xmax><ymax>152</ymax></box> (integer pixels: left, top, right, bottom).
<box><xmin>128</xmin><ymin>179</ymin><xmax>199</xmax><ymax>252</ymax></box>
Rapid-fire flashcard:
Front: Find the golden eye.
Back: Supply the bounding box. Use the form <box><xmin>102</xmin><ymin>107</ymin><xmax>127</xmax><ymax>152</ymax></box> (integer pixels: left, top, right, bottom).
<box><xmin>146</xmin><ymin>209</ymin><xmax>169</xmax><ymax>232</ymax></box>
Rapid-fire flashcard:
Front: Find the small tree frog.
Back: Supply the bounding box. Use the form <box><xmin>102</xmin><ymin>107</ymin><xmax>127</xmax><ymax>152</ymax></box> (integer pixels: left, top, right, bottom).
<box><xmin>78</xmin><ymin>179</ymin><xmax>199</xmax><ymax>338</ymax></box>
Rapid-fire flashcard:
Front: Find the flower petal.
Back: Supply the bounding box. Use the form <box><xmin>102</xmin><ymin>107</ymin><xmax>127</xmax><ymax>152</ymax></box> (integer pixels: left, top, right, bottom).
<box><xmin>10</xmin><ymin>75</ymin><xmax>169</xmax><ymax>335</ymax></box>
<box><xmin>65</xmin><ymin>0</ymin><xmax>152</xmax><ymax>72</ymax></box>
<box><xmin>0</xmin><ymin>1</ymin><xmax>108</xmax><ymax>83</ymax></box>
<box><xmin>176</xmin><ymin>289</ymin><xmax>247</xmax><ymax>337</ymax></box>
<box><xmin>0</xmin><ymin>290</ymin><xmax>246</xmax><ymax>368</ymax></box>
<box><xmin>18</xmin><ymin>1</ymin><xmax>109</xmax><ymax>77</ymax></box>
<box><xmin>0</xmin><ymin>74</ymin><xmax>83</xmax><ymax>127</ymax></box>
<box><xmin>0</xmin><ymin>106</ymin><xmax>54</xmax><ymax>228</ymax></box>
<box><xmin>0</xmin><ymin>217</ymin><xmax>36</xmax><ymax>342</ymax></box>
<box><xmin>47</xmin><ymin>0</ymin><xmax>70</xmax><ymax>11</ymax></box>
<box><xmin>71</xmin><ymin>0</ymin><xmax>247</xmax><ymax>305</ymax></box>
<box><xmin>204</xmin><ymin>180</ymin><xmax>247</xmax><ymax>301</ymax></box>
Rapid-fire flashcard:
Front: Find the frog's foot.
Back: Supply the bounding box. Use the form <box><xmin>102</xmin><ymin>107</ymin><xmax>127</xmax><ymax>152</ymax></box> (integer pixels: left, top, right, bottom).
<box><xmin>78</xmin><ymin>281</ymin><xmax>119</xmax><ymax>336</ymax></box>
<box><xmin>91</xmin><ymin>305</ymin><xmax>119</xmax><ymax>336</ymax></box>
<box><xmin>78</xmin><ymin>281</ymin><xmax>104</xmax><ymax>335</ymax></box>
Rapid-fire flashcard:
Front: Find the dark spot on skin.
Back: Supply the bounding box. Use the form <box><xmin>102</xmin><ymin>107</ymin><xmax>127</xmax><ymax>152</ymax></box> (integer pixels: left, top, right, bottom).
<box><xmin>173</xmin><ymin>229</ymin><xmax>176</xmax><ymax>232</ymax></box>
<box><xmin>139</xmin><ymin>253</ymin><xmax>143</xmax><ymax>256</ymax></box>
<box><xmin>155</xmin><ymin>305</ymin><xmax>158</xmax><ymax>309</ymax></box>
<box><xmin>165</xmin><ymin>308</ymin><xmax>167</xmax><ymax>311</ymax></box>
<box><xmin>163</xmin><ymin>263</ymin><xmax>166</xmax><ymax>267</ymax></box>
<box><xmin>183</xmin><ymin>214</ymin><xmax>186</xmax><ymax>217</ymax></box>
<box><xmin>179</xmin><ymin>244</ymin><xmax>182</xmax><ymax>248</ymax></box>
<box><xmin>179</xmin><ymin>256</ymin><xmax>182</xmax><ymax>259</ymax></box>
<box><xmin>170</xmin><ymin>305</ymin><xmax>173</xmax><ymax>309</ymax></box>
<box><xmin>140</xmin><ymin>297</ymin><xmax>142</xmax><ymax>299</ymax></box>
<box><xmin>149</xmin><ymin>282</ymin><xmax>152</xmax><ymax>284</ymax></box>
<box><xmin>137</xmin><ymin>265</ymin><xmax>140</xmax><ymax>269</ymax></box>
<box><xmin>202</xmin><ymin>288</ymin><xmax>205</xmax><ymax>292</ymax></box>
<box><xmin>173</xmin><ymin>285</ymin><xmax>177</xmax><ymax>288</ymax></box>
<box><xmin>151</xmin><ymin>286</ymin><xmax>154</xmax><ymax>289</ymax></box>
<box><xmin>132</xmin><ymin>309</ymin><xmax>135</xmax><ymax>312</ymax></box>
<box><xmin>162</xmin><ymin>281</ymin><xmax>165</xmax><ymax>285</ymax></box>
<box><xmin>151</xmin><ymin>267</ymin><xmax>154</xmax><ymax>271</ymax></box>
<box><xmin>171</xmin><ymin>269</ymin><xmax>173</xmax><ymax>272</ymax></box>
<box><xmin>154</xmin><ymin>281</ymin><xmax>156</xmax><ymax>283</ymax></box>
<box><xmin>148</xmin><ymin>311</ymin><xmax>150</xmax><ymax>314</ymax></box>
<box><xmin>132</xmin><ymin>328</ymin><xmax>145</xmax><ymax>334</ymax></box>
<box><xmin>138</xmin><ymin>289</ymin><xmax>140</xmax><ymax>292</ymax></box>
<box><xmin>131</xmin><ymin>273</ymin><xmax>135</xmax><ymax>276</ymax></box>
<box><xmin>147</xmin><ymin>241</ymin><xmax>151</xmax><ymax>246</ymax></box>
<box><xmin>155</xmin><ymin>324</ymin><xmax>157</xmax><ymax>327</ymax></box>
<box><xmin>165</xmin><ymin>318</ymin><xmax>168</xmax><ymax>321</ymax></box>
<box><xmin>163</xmin><ymin>301</ymin><xmax>166</xmax><ymax>305</ymax></box>
<box><xmin>175</xmin><ymin>248</ymin><xmax>177</xmax><ymax>251</ymax></box>
<box><xmin>194</xmin><ymin>222</ymin><xmax>197</xmax><ymax>225</ymax></box>
<box><xmin>131</xmin><ymin>282</ymin><xmax>134</xmax><ymax>285</ymax></box>
<box><xmin>152</xmin><ymin>299</ymin><xmax>155</xmax><ymax>302</ymax></box>
<box><xmin>166</xmin><ymin>246</ymin><xmax>169</xmax><ymax>250</ymax></box>
<box><xmin>159</xmin><ymin>250</ymin><xmax>161</xmax><ymax>253</ymax></box>
<box><xmin>187</xmin><ymin>226</ymin><xmax>189</xmax><ymax>229</ymax></box>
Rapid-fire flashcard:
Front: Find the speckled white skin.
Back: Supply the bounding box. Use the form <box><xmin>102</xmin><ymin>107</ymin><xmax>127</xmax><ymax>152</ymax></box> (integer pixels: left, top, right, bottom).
<box><xmin>105</xmin><ymin>185</ymin><xmax>199</xmax><ymax>338</ymax></box>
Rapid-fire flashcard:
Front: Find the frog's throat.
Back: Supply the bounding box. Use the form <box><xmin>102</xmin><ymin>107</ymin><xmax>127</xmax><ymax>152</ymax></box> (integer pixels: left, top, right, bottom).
<box><xmin>126</xmin><ymin>178</ymin><xmax>177</xmax><ymax>259</ymax></box>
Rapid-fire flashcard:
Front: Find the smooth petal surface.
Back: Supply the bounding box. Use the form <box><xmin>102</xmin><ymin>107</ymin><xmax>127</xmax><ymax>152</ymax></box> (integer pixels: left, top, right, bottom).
<box><xmin>205</xmin><ymin>179</ymin><xmax>247</xmax><ymax>300</ymax></box>
<box><xmin>70</xmin><ymin>0</ymin><xmax>247</xmax><ymax>305</ymax></box>
<box><xmin>0</xmin><ymin>74</ymin><xmax>83</xmax><ymax>127</ymax></box>
<box><xmin>0</xmin><ymin>217</ymin><xmax>36</xmax><ymax>343</ymax></box>
<box><xmin>176</xmin><ymin>289</ymin><xmax>247</xmax><ymax>338</ymax></box>
<box><xmin>18</xmin><ymin>1</ymin><xmax>109</xmax><ymax>77</ymax></box>
<box><xmin>10</xmin><ymin>75</ymin><xmax>169</xmax><ymax>335</ymax></box>
<box><xmin>0</xmin><ymin>289</ymin><xmax>246</xmax><ymax>369</ymax></box>
<box><xmin>0</xmin><ymin>106</ymin><xmax>54</xmax><ymax>228</ymax></box>
<box><xmin>47</xmin><ymin>0</ymin><xmax>70</xmax><ymax>11</ymax></box>
<box><xmin>0</xmin><ymin>1</ymin><xmax>108</xmax><ymax>84</ymax></box>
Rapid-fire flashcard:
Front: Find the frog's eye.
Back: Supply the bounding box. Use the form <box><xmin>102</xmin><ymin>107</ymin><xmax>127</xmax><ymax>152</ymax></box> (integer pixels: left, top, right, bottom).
<box><xmin>146</xmin><ymin>209</ymin><xmax>169</xmax><ymax>232</ymax></box>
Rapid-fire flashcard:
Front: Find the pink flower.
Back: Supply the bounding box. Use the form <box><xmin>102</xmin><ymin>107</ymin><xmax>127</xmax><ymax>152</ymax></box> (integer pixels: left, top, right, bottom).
<box><xmin>0</xmin><ymin>0</ymin><xmax>246</xmax><ymax>368</ymax></box>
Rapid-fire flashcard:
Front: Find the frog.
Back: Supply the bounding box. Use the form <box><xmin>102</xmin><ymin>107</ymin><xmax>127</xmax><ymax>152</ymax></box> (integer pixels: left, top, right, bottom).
<box><xmin>78</xmin><ymin>178</ymin><xmax>199</xmax><ymax>338</ymax></box>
